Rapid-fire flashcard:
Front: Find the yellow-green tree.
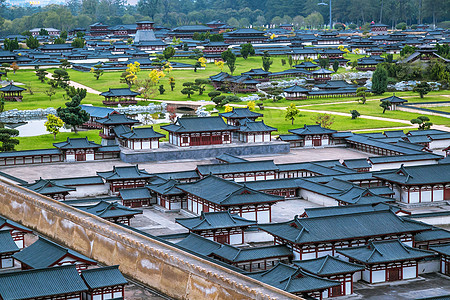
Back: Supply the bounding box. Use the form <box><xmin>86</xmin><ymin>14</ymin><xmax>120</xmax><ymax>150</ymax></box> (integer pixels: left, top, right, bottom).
<box><xmin>215</xmin><ymin>60</ymin><xmax>224</xmax><ymax>72</ymax></box>
<box><xmin>168</xmin><ymin>76</ymin><xmax>175</xmax><ymax>91</ymax></box>
<box><xmin>45</xmin><ymin>114</ymin><xmax>64</xmax><ymax>140</ymax></box>
<box><xmin>149</xmin><ymin>69</ymin><xmax>165</xmax><ymax>84</ymax></box>
<box><xmin>247</xmin><ymin>101</ymin><xmax>255</xmax><ymax>111</ymax></box>
<box><xmin>285</xmin><ymin>103</ymin><xmax>300</xmax><ymax>125</ymax></box>
<box><xmin>224</xmin><ymin>105</ymin><xmax>233</xmax><ymax>113</ymax></box>
<box><xmin>198</xmin><ymin>57</ymin><xmax>207</xmax><ymax>68</ymax></box>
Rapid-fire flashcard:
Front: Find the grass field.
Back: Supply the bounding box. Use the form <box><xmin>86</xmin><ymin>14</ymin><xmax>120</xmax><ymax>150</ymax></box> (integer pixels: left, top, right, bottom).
<box><xmin>15</xmin><ymin>130</ymin><xmax>102</xmax><ymax>151</ymax></box>
<box><xmin>304</xmin><ymin>101</ymin><xmax>450</xmax><ymax>125</ymax></box>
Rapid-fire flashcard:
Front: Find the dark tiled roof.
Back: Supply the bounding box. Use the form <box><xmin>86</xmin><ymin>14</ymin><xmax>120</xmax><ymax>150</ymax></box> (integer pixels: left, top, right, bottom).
<box><xmin>53</xmin><ymin>137</ymin><xmax>101</xmax><ymax>149</ymax></box>
<box><xmin>239</xmin><ymin>120</ymin><xmax>277</xmax><ymax>133</ymax></box>
<box><xmin>13</xmin><ymin>237</ymin><xmax>95</xmax><ymax>269</ymax></box>
<box><xmin>100</xmin><ymin>88</ymin><xmax>140</xmax><ymax>97</ymax></box>
<box><xmin>212</xmin><ymin>244</ymin><xmax>292</xmax><ymax>262</ymax></box>
<box><xmin>368</xmin><ymin>153</ymin><xmax>441</xmax><ymax>164</ymax></box>
<box><xmin>302</xmin><ymin>203</ymin><xmax>393</xmax><ymax>218</ymax></box>
<box><xmin>46</xmin><ymin>176</ymin><xmax>104</xmax><ymax>186</ymax></box>
<box><xmin>0</xmin><ymin>83</ymin><xmax>26</xmax><ymax>92</ymax></box>
<box><xmin>119</xmin><ymin>187</ymin><xmax>152</xmax><ymax>200</ymax></box>
<box><xmin>80</xmin><ymin>105</ymin><xmax>116</xmax><ymax>118</ymax></box>
<box><xmin>153</xmin><ymin>170</ymin><xmax>200</xmax><ymax>181</ymax></box>
<box><xmin>373</xmin><ymin>164</ymin><xmax>450</xmax><ymax>185</ymax></box>
<box><xmin>120</xmin><ymin>127</ymin><xmax>165</xmax><ymax>139</ymax></box>
<box><xmin>148</xmin><ymin>179</ymin><xmax>183</xmax><ymax>196</ymax></box>
<box><xmin>0</xmin><ymin>265</ymin><xmax>88</xmax><ymax>300</ymax></box>
<box><xmin>380</xmin><ymin>94</ymin><xmax>408</xmax><ymax>103</ymax></box>
<box><xmin>293</xmin><ymin>255</ymin><xmax>365</xmax><ymax>275</ymax></box>
<box><xmin>219</xmin><ymin>108</ymin><xmax>263</xmax><ymax>119</ymax></box>
<box><xmin>81</xmin><ymin>265</ymin><xmax>127</xmax><ymax>289</ymax></box>
<box><xmin>22</xmin><ymin>179</ymin><xmax>76</xmax><ymax>195</ymax></box>
<box><xmin>97</xmin><ymin>166</ymin><xmax>152</xmax><ymax>180</ymax></box>
<box><xmin>177</xmin><ymin>175</ymin><xmax>283</xmax><ymax>206</ymax></box>
<box><xmin>259</xmin><ymin>211</ymin><xmax>430</xmax><ymax>245</ymax></box>
<box><xmin>175</xmin><ymin>233</ymin><xmax>221</xmax><ymax>256</ymax></box>
<box><xmin>283</xmin><ymin>85</ymin><xmax>309</xmax><ymax>93</ymax></box>
<box><xmin>176</xmin><ymin>210</ymin><xmax>256</xmax><ymax>231</ymax></box>
<box><xmin>74</xmin><ymin>201</ymin><xmax>142</xmax><ymax>218</ymax></box>
<box><xmin>415</xmin><ymin>228</ymin><xmax>450</xmax><ymax>242</ymax></box>
<box><xmin>161</xmin><ymin>116</ymin><xmax>237</xmax><ymax>133</ymax></box>
<box><xmin>337</xmin><ymin>239</ymin><xmax>435</xmax><ymax>264</ymax></box>
<box><xmin>0</xmin><ymin>231</ymin><xmax>19</xmax><ymax>254</ymax></box>
<box><xmin>96</xmin><ymin>114</ymin><xmax>139</xmax><ymax>125</ymax></box>
<box><xmin>289</xmin><ymin>124</ymin><xmax>336</xmax><ymax>135</ymax></box>
<box><xmin>197</xmin><ymin>160</ymin><xmax>278</xmax><ymax>175</ymax></box>
<box><xmin>0</xmin><ymin>216</ymin><xmax>31</xmax><ymax>233</ymax></box>
<box><xmin>430</xmin><ymin>243</ymin><xmax>450</xmax><ymax>256</ymax></box>
<box><xmin>247</xmin><ymin>263</ymin><xmax>340</xmax><ymax>293</ymax></box>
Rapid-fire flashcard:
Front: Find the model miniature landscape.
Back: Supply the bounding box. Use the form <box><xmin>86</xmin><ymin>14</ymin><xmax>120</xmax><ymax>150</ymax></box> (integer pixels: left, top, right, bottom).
<box><xmin>0</xmin><ymin>1</ymin><xmax>450</xmax><ymax>299</ymax></box>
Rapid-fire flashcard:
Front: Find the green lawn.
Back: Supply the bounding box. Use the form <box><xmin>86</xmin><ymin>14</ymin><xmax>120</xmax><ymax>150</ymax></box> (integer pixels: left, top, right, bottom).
<box><xmin>210</xmin><ymin>107</ymin><xmax>407</xmax><ymax>135</ymax></box>
<box><xmin>16</xmin><ymin>130</ymin><xmax>101</xmax><ymax>151</ymax></box>
<box><xmin>304</xmin><ymin>101</ymin><xmax>450</xmax><ymax>125</ymax></box>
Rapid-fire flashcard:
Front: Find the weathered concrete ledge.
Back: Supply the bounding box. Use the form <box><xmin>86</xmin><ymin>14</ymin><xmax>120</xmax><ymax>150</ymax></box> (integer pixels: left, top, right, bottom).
<box><xmin>0</xmin><ymin>179</ymin><xmax>301</xmax><ymax>300</ymax></box>
<box><xmin>120</xmin><ymin>141</ymin><xmax>291</xmax><ymax>163</ymax></box>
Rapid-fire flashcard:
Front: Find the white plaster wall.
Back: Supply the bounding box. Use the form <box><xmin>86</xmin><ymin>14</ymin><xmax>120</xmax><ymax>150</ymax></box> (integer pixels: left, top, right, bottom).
<box><xmin>322</xmin><ymin>290</ymin><xmax>328</xmax><ymax>299</ymax></box>
<box><xmin>422</xmin><ymin>190</ymin><xmax>432</xmax><ymax>202</ymax></box>
<box><xmin>370</xmin><ymin>160</ymin><xmax>437</xmax><ymax>171</ymax></box>
<box><xmin>242</xmin><ymin>211</ymin><xmax>256</xmax><ymax>221</ymax></box>
<box><xmin>353</xmin><ymin>271</ymin><xmax>362</xmax><ymax>282</ymax></box>
<box><xmin>230</xmin><ymin>234</ymin><xmax>242</xmax><ymax>245</ymax></box>
<box><xmin>255</xmin><ymin>134</ymin><xmax>262</xmax><ymax>143</ymax></box>
<box><xmin>134</xmin><ymin>141</ymin><xmax>142</xmax><ymax>150</ymax></box>
<box><xmin>264</xmin><ymin>133</ymin><xmax>270</xmax><ymax>141</ymax></box>
<box><xmin>362</xmin><ymin>269</ymin><xmax>371</xmax><ymax>282</ymax></box>
<box><xmin>410</xmin><ymin>191</ymin><xmax>420</xmax><ymax>204</ymax></box>
<box><xmin>257</xmin><ymin>210</ymin><xmax>270</xmax><ymax>223</ymax></box>
<box><xmin>434</xmin><ymin>189</ymin><xmax>444</xmax><ymax>202</ymax></box>
<box><xmin>322</xmin><ymin>138</ymin><xmax>329</xmax><ymax>145</ymax></box>
<box><xmin>67</xmin><ymin>184</ymin><xmax>109</xmax><ymax>199</ymax></box>
<box><xmin>244</xmin><ymin>230</ymin><xmax>273</xmax><ymax>243</ymax></box>
<box><xmin>418</xmin><ymin>259</ymin><xmax>440</xmax><ymax>274</ymax></box>
<box><xmin>430</xmin><ymin>140</ymin><xmax>450</xmax><ymax>149</ymax></box>
<box><xmin>371</xmin><ymin>270</ymin><xmax>385</xmax><ymax>283</ymax></box>
<box><xmin>442</xmin><ymin>261</ymin><xmax>445</xmax><ymax>273</ymax></box>
<box><xmin>299</xmin><ymin>189</ymin><xmax>338</xmax><ymax>206</ymax></box>
<box><xmin>403</xmin><ymin>266</ymin><xmax>417</xmax><ymax>279</ymax></box>
<box><xmin>302</xmin><ymin>252</ymin><xmax>316</xmax><ymax>260</ymax></box>
<box><xmin>66</xmin><ymin>154</ymin><xmax>76</xmax><ymax>162</ymax></box>
<box><xmin>345</xmin><ymin>282</ymin><xmax>352</xmax><ymax>295</ymax></box>
<box><xmin>86</xmin><ymin>153</ymin><xmax>95</xmax><ymax>161</ymax></box>
<box><xmin>305</xmin><ymin>140</ymin><xmax>312</xmax><ymax>146</ymax></box>
<box><xmin>151</xmin><ymin>140</ymin><xmax>158</xmax><ymax>148</ymax></box>
<box><xmin>1</xmin><ymin>258</ymin><xmax>13</xmax><ymax>268</ymax></box>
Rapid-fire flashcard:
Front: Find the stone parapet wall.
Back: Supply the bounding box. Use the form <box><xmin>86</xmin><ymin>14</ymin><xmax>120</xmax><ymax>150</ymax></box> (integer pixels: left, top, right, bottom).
<box><xmin>0</xmin><ymin>179</ymin><xmax>301</xmax><ymax>300</ymax></box>
<box><xmin>121</xmin><ymin>141</ymin><xmax>291</xmax><ymax>163</ymax></box>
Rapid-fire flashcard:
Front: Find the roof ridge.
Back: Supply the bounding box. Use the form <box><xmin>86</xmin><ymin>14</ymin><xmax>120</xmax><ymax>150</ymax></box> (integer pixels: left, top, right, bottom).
<box><xmin>317</xmin><ymin>255</ymin><xmax>329</xmax><ymax>274</ymax></box>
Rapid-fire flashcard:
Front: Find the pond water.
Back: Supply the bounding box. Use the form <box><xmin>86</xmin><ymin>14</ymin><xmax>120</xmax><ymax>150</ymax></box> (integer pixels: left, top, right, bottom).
<box><xmin>1</xmin><ymin>110</ymin><xmax>194</xmax><ymax>137</ymax></box>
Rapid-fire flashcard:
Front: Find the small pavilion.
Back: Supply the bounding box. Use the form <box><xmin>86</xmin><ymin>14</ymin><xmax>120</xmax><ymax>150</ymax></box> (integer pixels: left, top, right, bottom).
<box><xmin>0</xmin><ymin>83</ymin><xmax>26</xmax><ymax>101</ymax></box>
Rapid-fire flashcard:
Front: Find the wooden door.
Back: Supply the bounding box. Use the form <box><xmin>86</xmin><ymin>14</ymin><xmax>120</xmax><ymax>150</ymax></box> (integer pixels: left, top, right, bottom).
<box><xmin>330</xmin><ymin>284</ymin><xmax>343</xmax><ymax>297</ymax></box>
<box><xmin>312</xmin><ymin>136</ymin><xmax>322</xmax><ymax>146</ymax></box>
<box><xmin>190</xmin><ymin>136</ymin><xmax>200</xmax><ymax>146</ymax></box>
<box><xmin>214</xmin><ymin>235</ymin><xmax>228</xmax><ymax>244</ymax></box>
<box><xmin>387</xmin><ymin>267</ymin><xmax>401</xmax><ymax>281</ymax></box>
<box><xmin>444</xmin><ymin>186</ymin><xmax>450</xmax><ymax>200</ymax></box>
<box><xmin>76</xmin><ymin>152</ymin><xmax>86</xmax><ymax>161</ymax></box>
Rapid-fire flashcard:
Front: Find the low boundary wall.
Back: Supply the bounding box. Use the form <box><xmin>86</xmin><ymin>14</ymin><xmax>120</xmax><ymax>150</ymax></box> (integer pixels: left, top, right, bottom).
<box><xmin>0</xmin><ymin>179</ymin><xmax>301</xmax><ymax>300</ymax></box>
<box><xmin>121</xmin><ymin>141</ymin><xmax>291</xmax><ymax>163</ymax></box>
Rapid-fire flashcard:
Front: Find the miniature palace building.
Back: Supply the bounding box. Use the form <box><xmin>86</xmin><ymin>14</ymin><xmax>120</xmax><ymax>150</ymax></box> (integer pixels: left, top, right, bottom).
<box><xmin>0</xmin><ymin>83</ymin><xmax>26</xmax><ymax>102</ymax></box>
<box><xmin>161</xmin><ymin>116</ymin><xmax>237</xmax><ymax>147</ymax></box>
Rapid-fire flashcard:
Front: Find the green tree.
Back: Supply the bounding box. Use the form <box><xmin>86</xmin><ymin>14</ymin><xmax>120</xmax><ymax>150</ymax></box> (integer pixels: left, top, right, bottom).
<box><xmin>52</xmin><ymin>69</ymin><xmax>70</xmax><ymax>87</ymax></box>
<box><xmin>208</xmin><ymin>91</ymin><xmax>221</xmax><ymax>101</ymax></box>
<box><xmin>181</xmin><ymin>82</ymin><xmax>195</xmax><ymax>98</ymax></box>
<box><xmin>71</xmin><ymin>38</ymin><xmax>85</xmax><ymax>48</ymax></box>
<box><xmin>372</xmin><ymin>65</ymin><xmax>388</xmax><ymax>95</ymax></box>
<box><xmin>0</xmin><ymin>128</ymin><xmax>19</xmax><ymax>152</ymax></box>
<box><xmin>212</xmin><ymin>95</ymin><xmax>227</xmax><ymax>107</ymax></box>
<box><xmin>25</xmin><ymin>36</ymin><xmax>40</xmax><ymax>49</ymax></box>
<box><xmin>288</xmin><ymin>55</ymin><xmax>293</xmax><ymax>67</ymax></box>
<box><xmin>413</xmin><ymin>82</ymin><xmax>432</xmax><ymax>98</ymax></box>
<box><xmin>54</xmin><ymin>37</ymin><xmax>66</xmax><ymax>44</ymax></box>
<box><xmin>90</xmin><ymin>64</ymin><xmax>104</xmax><ymax>80</ymax></box>
<box><xmin>45</xmin><ymin>114</ymin><xmax>64</xmax><ymax>140</ymax></box>
<box><xmin>60</xmin><ymin>30</ymin><xmax>68</xmax><ymax>39</ymax></box>
<box><xmin>4</xmin><ymin>38</ymin><xmax>19</xmax><ymax>51</ymax></box>
<box><xmin>262</xmin><ymin>51</ymin><xmax>273</xmax><ymax>72</ymax></box>
<box><xmin>285</xmin><ymin>103</ymin><xmax>300</xmax><ymax>125</ymax></box>
<box><xmin>163</xmin><ymin>46</ymin><xmax>176</xmax><ymax>60</ymax></box>
<box><xmin>194</xmin><ymin>79</ymin><xmax>209</xmax><ymax>95</ymax></box>
<box><xmin>318</xmin><ymin>57</ymin><xmax>329</xmax><ymax>69</ymax></box>
<box><xmin>59</xmin><ymin>59</ymin><xmax>71</xmax><ymax>69</ymax></box>
<box><xmin>45</xmin><ymin>87</ymin><xmax>56</xmax><ymax>101</ymax></box>
<box><xmin>65</xmin><ymin>86</ymin><xmax>87</xmax><ymax>100</ymax></box>
<box><xmin>356</xmin><ymin>87</ymin><xmax>369</xmax><ymax>104</ymax></box>
<box><xmin>350</xmin><ymin>110</ymin><xmax>360</xmax><ymax>119</ymax></box>
<box><xmin>39</xmin><ymin>28</ymin><xmax>49</xmax><ymax>36</ymax></box>
<box><xmin>380</xmin><ymin>100</ymin><xmax>391</xmax><ymax>113</ymax></box>
<box><xmin>158</xmin><ymin>85</ymin><xmax>165</xmax><ymax>95</ymax></box>
<box><xmin>411</xmin><ymin>116</ymin><xmax>433</xmax><ymax>130</ymax></box>
<box><xmin>57</xmin><ymin>95</ymin><xmax>90</xmax><ymax>134</ymax></box>
<box><xmin>240</xmin><ymin>43</ymin><xmax>255</xmax><ymax>60</ymax></box>
<box><xmin>332</xmin><ymin>60</ymin><xmax>339</xmax><ymax>73</ymax></box>
<box><xmin>221</xmin><ymin>49</ymin><xmax>236</xmax><ymax>74</ymax></box>
<box><xmin>169</xmin><ymin>77</ymin><xmax>175</xmax><ymax>91</ymax></box>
